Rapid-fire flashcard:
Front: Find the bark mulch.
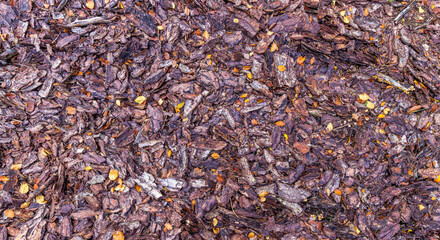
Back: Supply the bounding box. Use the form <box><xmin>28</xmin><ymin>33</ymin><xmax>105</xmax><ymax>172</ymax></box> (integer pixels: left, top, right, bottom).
<box><xmin>1</xmin><ymin>0</ymin><xmax>440</xmax><ymax>239</ymax></box>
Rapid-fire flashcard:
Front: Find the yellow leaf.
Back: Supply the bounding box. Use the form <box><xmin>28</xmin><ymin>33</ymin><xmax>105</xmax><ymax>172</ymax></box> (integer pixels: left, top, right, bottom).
<box><xmin>20</xmin><ymin>202</ymin><xmax>30</xmax><ymax>208</ymax></box>
<box><xmin>86</xmin><ymin>0</ymin><xmax>94</xmax><ymax>9</ymax></box>
<box><xmin>85</xmin><ymin>166</ymin><xmax>93</xmax><ymax>171</ymax></box>
<box><xmin>383</xmin><ymin>107</ymin><xmax>390</xmax><ymax>114</ymax></box>
<box><xmin>36</xmin><ymin>195</ymin><xmax>47</xmax><ymax>204</ymax></box>
<box><xmin>310</xmin><ymin>57</ymin><xmax>315</xmax><ymax>65</ymax></box>
<box><xmin>278</xmin><ymin>65</ymin><xmax>286</xmax><ymax>72</ymax></box>
<box><xmin>213</xmin><ymin>217</ymin><xmax>218</xmax><ymax>226</ymax></box>
<box><xmin>275</xmin><ymin>121</ymin><xmax>285</xmax><ymax>127</ymax></box>
<box><xmin>0</xmin><ymin>176</ymin><xmax>9</xmax><ymax>182</ymax></box>
<box><xmin>233</xmin><ymin>18</ymin><xmax>239</xmax><ymax>23</ymax></box>
<box><xmin>164</xmin><ymin>223</ymin><xmax>173</xmax><ymax>230</ymax></box>
<box><xmin>4</xmin><ymin>209</ymin><xmax>14</xmax><ymax>218</ymax></box>
<box><xmin>240</xmin><ymin>93</ymin><xmax>248</xmax><ymax>98</ymax></box>
<box><xmin>247</xmin><ymin>73</ymin><xmax>253</xmax><ymax>79</ymax></box>
<box><xmin>283</xmin><ymin>134</ymin><xmax>288</xmax><ymax>141</ymax></box>
<box><xmin>19</xmin><ymin>183</ymin><xmax>29</xmax><ymax>194</ymax></box>
<box><xmin>435</xmin><ymin>175</ymin><xmax>440</xmax><ymax>183</ymax></box>
<box><xmin>379</xmin><ymin>129</ymin><xmax>385</xmax><ymax>134</ymax></box>
<box><xmin>296</xmin><ymin>56</ymin><xmax>305</xmax><ymax>65</ymax></box>
<box><xmin>418</xmin><ymin>6</ymin><xmax>425</xmax><ymax>13</ymax></box>
<box><xmin>213</xmin><ymin>228</ymin><xmax>220</xmax><ymax>234</ymax></box>
<box><xmin>358</xmin><ymin>93</ymin><xmax>369</xmax><ymax>101</ymax></box>
<box><xmin>343</xmin><ymin>16</ymin><xmax>350</xmax><ymax>24</ymax></box>
<box><xmin>202</xmin><ymin>30</ymin><xmax>209</xmax><ymax>40</ymax></box>
<box><xmin>366</xmin><ymin>101</ymin><xmax>375</xmax><ymax>109</ymax></box>
<box><xmin>354</xmin><ymin>225</ymin><xmax>360</xmax><ymax>234</ymax></box>
<box><xmin>270</xmin><ymin>43</ymin><xmax>278</xmax><ymax>52</ymax></box>
<box><xmin>112</xmin><ymin>231</ymin><xmax>125</xmax><ymax>240</ymax></box>
<box><xmin>167</xmin><ymin>150</ymin><xmax>172</xmax><ymax>157</ymax></box>
<box><xmin>109</xmin><ymin>169</ymin><xmax>119</xmax><ymax>181</ymax></box>
<box><xmin>175</xmin><ymin>102</ymin><xmax>185</xmax><ymax>113</ymax></box>
<box><xmin>116</xmin><ymin>100</ymin><xmax>121</xmax><ymax>106</ymax></box>
<box><xmin>66</xmin><ymin>106</ymin><xmax>76</xmax><ymax>115</ymax></box>
<box><xmin>134</xmin><ymin>96</ymin><xmax>146</xmax><ymax>104</ymax></box>
<box><xmin>419</xmin><ymin>204</ymin><xmax>425</xmax><ymax>211</ymax></box>
<box><xmin>211</xmin><ymin>153</ymin><xmax>220</xmax><ymax>159</ymax></box>
<box><xmin>363</xmin><ymin>8</ymin><xmax>369</xmax><ymax>16</ymax></box>
<box><xmin>243</xmin><ymin>66</ymin><xmax>252</xmax><ymax>70</ymax></box>
<box><xmin>157</xmin><ymin>25</ymin><xmax>164</xmax><ymax>30</ymax></box>
<box><xmin>340</xmin><ymin>10</ymin><xmax>346</xmax><ymax>16</ymax></box>
<box><xmin>326</xmin><ymin>123</ymin><xmax>333</xmax><ymax>131</ymax></box>
<box><xmin>259</xmin><ymin>196</ymin><xmax>266</xmax><ymax>202</ymax></box>
<box><xmin>11</xmin><ymin>164</ymin><xmax>22</xmax><ymax>170</ymax></box>
<box><xmin>259</xmin><ymin>190</ymin><xmax>269</xmax><ymax>197</ymax></box>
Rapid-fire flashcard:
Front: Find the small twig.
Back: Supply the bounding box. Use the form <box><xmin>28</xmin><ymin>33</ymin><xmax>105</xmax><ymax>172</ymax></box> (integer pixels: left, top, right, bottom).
<box><xmin>56</xmin><ymin>0</ymin><xmax>69</xmax><ymax>12</ymax></box>
<box><xmin>394</xmin><ymin>0</ymin><xmax>417</xmax><ymax>24</ymax></box>
<box><xmin>65</xmin><ymin>17</ymin><xmax>112</xmax><ymax>28</ymax></box>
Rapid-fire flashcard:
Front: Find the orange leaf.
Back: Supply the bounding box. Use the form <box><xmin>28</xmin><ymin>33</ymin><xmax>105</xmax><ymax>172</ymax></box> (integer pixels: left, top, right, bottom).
<box><xmin>334</xmin><ymin>189</ymin><xmax>342</xmax><ymax>195</ymax></box>
<box><xmin>277</xmin><ymin>65</ymin><xmax>286</xmax><ymax>72</ymax></box>
<box><xmin>211</xmin><ymin>153</ymin><xmax>220</xmax><ymax>159</ymax></box>
<box><xmin>275</xmin><ymin>121</ymin><xmax>285</xmax><ymax>127</ymax></box>
<box><xmin>296</xmin><ymin>56</ymin><xmax>305</xmax><ymax>65</ymax></box>
<box><xmin>4</xmin><ymin>209</ymin><xmax>14</xmax><ymax>218</ymax></box>
<box><xmin>112</xmin><ymin>231</ymin><xmax>125</xmax><ymax>240</ymax></box>
<box><xmin>66</xmin><ymin>106</ymin><xmax>76</xmax><ymax>115</ymax></box>
<box><xmin>0</xmin><ymin>176</ymin><xmax>9</xmax><ymax>182</ymax></box>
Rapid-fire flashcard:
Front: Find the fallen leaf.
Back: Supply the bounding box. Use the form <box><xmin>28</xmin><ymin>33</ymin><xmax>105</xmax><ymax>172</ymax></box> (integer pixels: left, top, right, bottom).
<box><xmin>109</xmin><ymin>169</ymin><xmax>119</xmax><ymax>180</ymax></box>
<box><xmin>213</xmin><ymin>218</ymin><xmax>218</xmax><ymax>226</ymax></box>
<box><xmin>175</xmin><ymin>102</ymin><xmax>185</xmax><ymax>113</ymax></box>
<box><xmin>66</xmin><ymin>106</ymin><xmax>76</xmax><ymax>115</ymax></box>
<box><xmin>270</xmin><ymin>43</ymin><xmax>278</xmax><ymax>52</ymax></box>
<box><xmin>277</xmin><ymin>65</ymin><xmax>286</xmax><ymax>72</ymax></box>
<box><xmin>85</xmin><ymin>166</ymin><xmax>93</xmax><ymax>171</ymax></box>
<box><xmin>343</xmin><ymin>16</ymin><xmax>350</xmax><ymax>24</ymax></box>
<box><xmin>233</xmin><ymin>18</ymin><xmax>239</xmax><ymax>23</ymax></box>
<box><xmin>334</xmin><ymin>189</ymin><xmax>342</xmax><ymax>195</ymax></box>
<box><xmin>247</xmin><ymin>73</ymin><xmax>253</xmax><ymax>79</ymax></box>
<box><xmin>213</xmin><ymin>228</ymin><xmax>220</xmax><ymax>234</ymax></box>
<box><xmin>86</xmin><ymin>0</ymin><xmax>94</xmax><ymax>9</ymax></box>
<box><xmin>112</xmin><ymin>231</ymin><xmax>125</xmax><ymax>240</ymax></box>
<box><xmin>10</xmin><ymin>164</ymin><xmax>22</xmax><ymax>170</ymax></box>
<box><xmin>202</xmin><ymin>30</ymin><xmax>209</xmax><ymax>40</ymax></box>
<box><xmin>0</xmin><ymin>176</ymin><xmax>9</xmax><ymax>182</ymax></box>
<box><xmin>134</xmin><ymin>96</ymin><xmax>146</xmax><ymax>104</ymax></box>
<box><xmin>326</xmin><ymin>123</ymin><xmax>333</xmax><ymax>131</ymax></box>
<box><xmin>259</xmin><ymin>190</ymin><xmax>269</xmax><ymax>197</ymax></box>
<box><xmin>211</xmin><ymin>153</ymin><xmax>220</xmax><ymax>159</ymax></box>
<box><xmin>36</xmin><ymin>195</ymin><xmax>47</xmax><ymax>204</ymax></box>
<box><xmin>4</xmin><ymin>209</ymin><xmax>14</xmax><ymax>218</ymax></box>
<box><xmin>164</xmin><ymin>223</ymin><xmax>173</xmax><ymax>230</ymax></box>
<box><xmin>248</xmin><ymin>232</ymin><xmax>255</xmax><ymax>238</ymax></box>
<box><xmin>365</xmin><ymin>101</ymin><xmax>375</xmax><ymax>109</ymax></box>
<box><xmin>296</xmin><ymin>56</ymin><xmax>305</xmax><ymax>65</ymax></box>
<box><xmin>19</xmin><ymin>183</ymin><xmax>29</xmax><ymax>194</ymax></box>
<box><xmin>358</xmin><ymin>93</ymin><xmax>369</xmax><ymax>101</ymax></box>
<box><xmin>275</xmin><ymin>121</ymin><xmax>285</xmax><ymax>127</ymax></box>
